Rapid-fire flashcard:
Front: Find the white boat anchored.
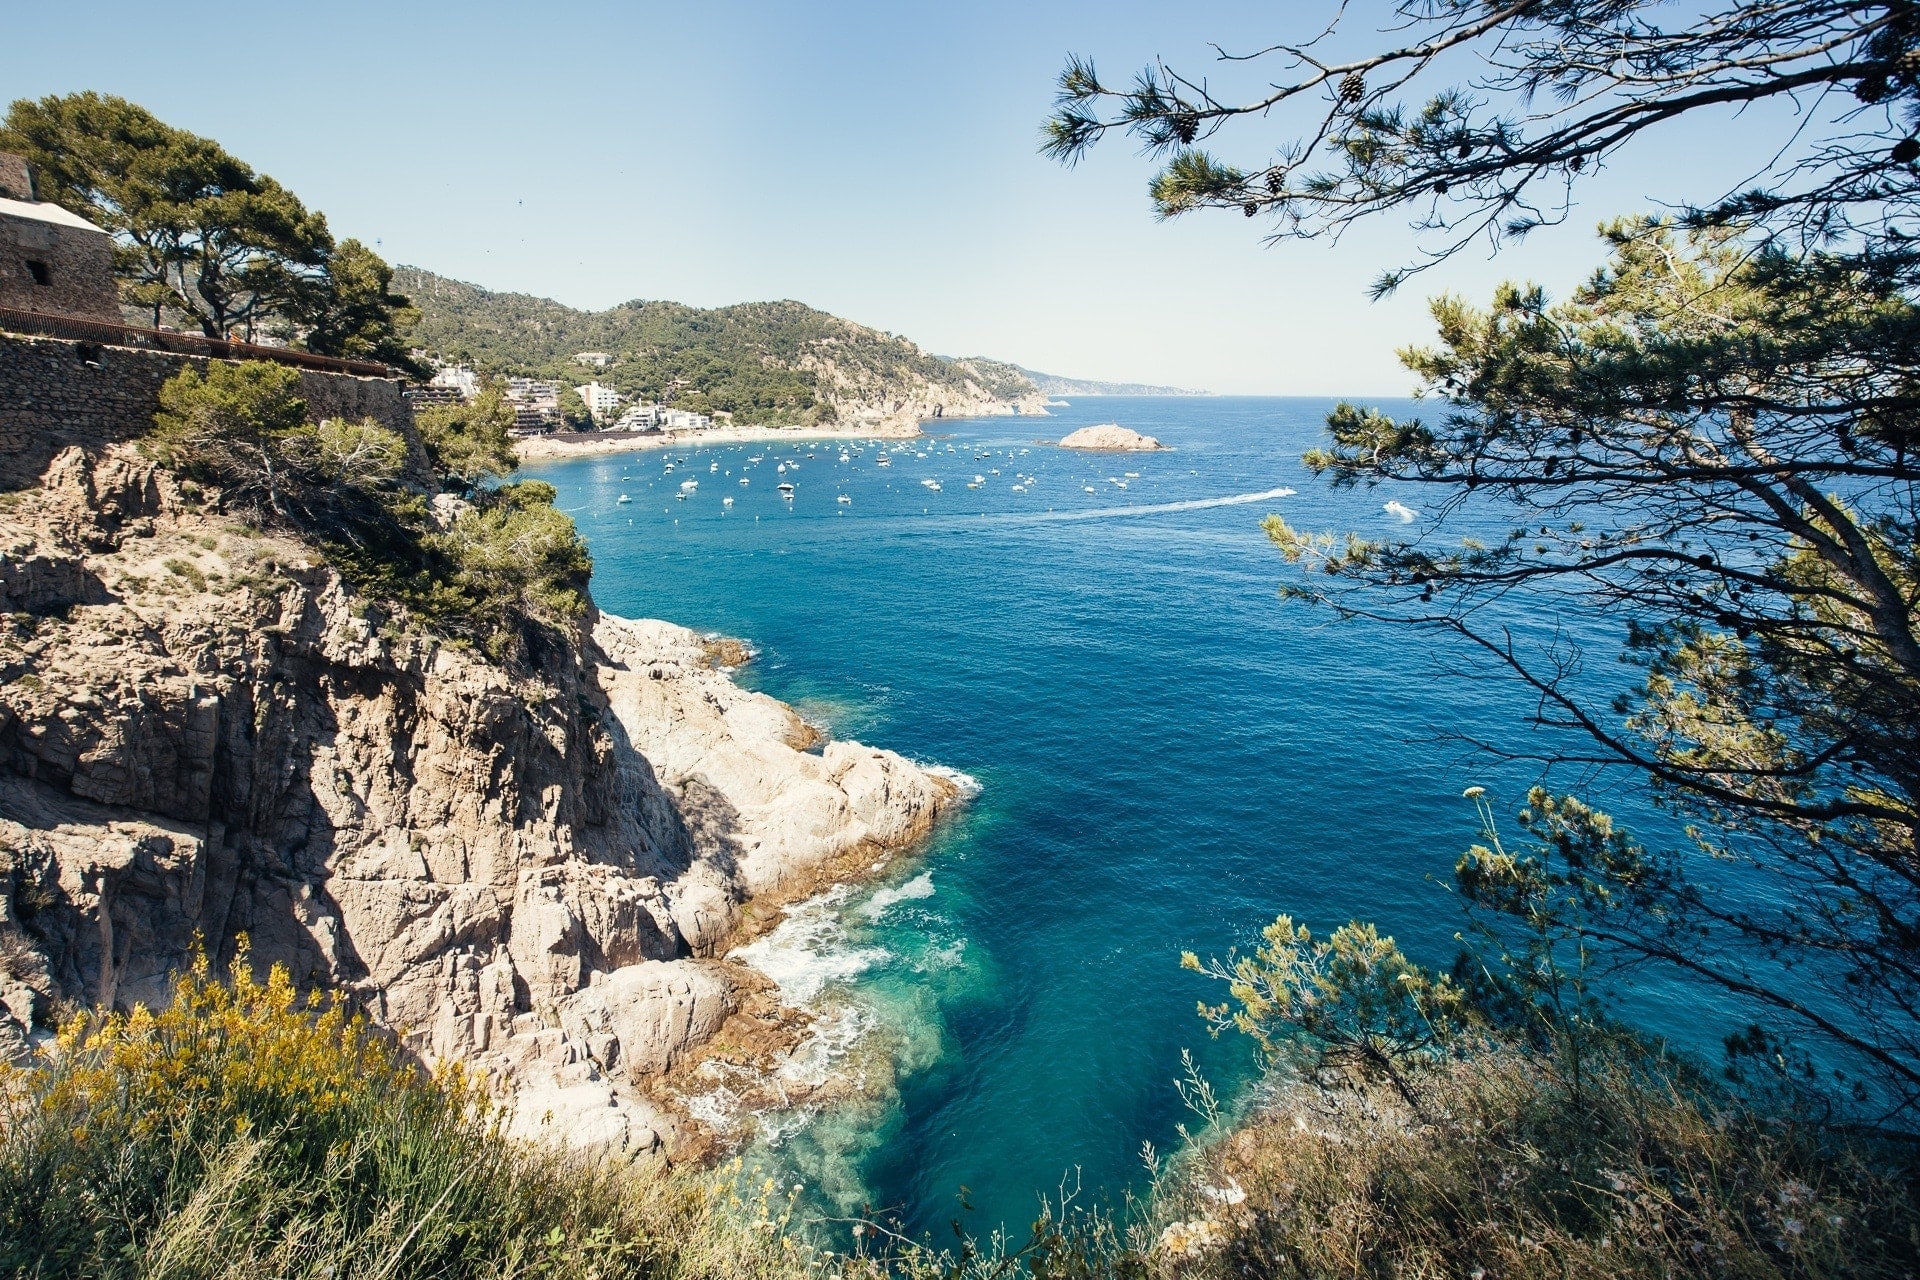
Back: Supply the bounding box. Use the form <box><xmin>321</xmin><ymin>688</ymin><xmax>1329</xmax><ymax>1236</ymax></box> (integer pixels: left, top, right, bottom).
<box><xmin>777</xmin><ymin>481</ymin><xmax>795</xmax><ymax>496</ymax></box>
<box><xmin>837</xmin><ymin>494</ymin><xmax>852</xmax><ymax>505</ymax></box>
<box><xmin>617</xmin><ymin>494</ymin><xmax>631</xmax><ymax>504</ymax></box>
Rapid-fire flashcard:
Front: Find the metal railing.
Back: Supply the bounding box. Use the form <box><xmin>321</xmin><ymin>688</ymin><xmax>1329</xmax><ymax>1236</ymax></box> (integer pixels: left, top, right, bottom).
<box><xmin>0</xmin><ymin>305</ymin><xmax>400</xmax><ymax>378</ymax></box>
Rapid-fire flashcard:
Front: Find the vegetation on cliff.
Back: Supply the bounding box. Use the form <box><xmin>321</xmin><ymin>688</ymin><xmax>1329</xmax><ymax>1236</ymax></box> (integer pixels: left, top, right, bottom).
<box><xmin>0</xmin><ymin>950</ymin><xmax>818</xmax><ymax>1280</ymax></box>
<box><xmin>146</xmin><ymin>360</ymin><xmax>588</xmax><ymax>660</ymax></box>
<box><xmin>395</xmin><ymin>267</ymin><xmax>1038</xmax><ymax>425</ymax></box>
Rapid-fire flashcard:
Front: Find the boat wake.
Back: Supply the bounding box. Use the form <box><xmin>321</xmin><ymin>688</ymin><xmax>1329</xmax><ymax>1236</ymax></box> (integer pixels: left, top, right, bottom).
<box><xmin>1007</xmin><ymin>484</ymin><xmax>1296</xmax><ymax>524</ymax></box>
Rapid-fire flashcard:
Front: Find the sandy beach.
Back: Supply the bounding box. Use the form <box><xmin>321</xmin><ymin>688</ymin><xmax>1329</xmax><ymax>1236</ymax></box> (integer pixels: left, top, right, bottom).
<box><xmin>514</xmin><ymin>423</ymin><xmax>930</xmax><ymax>461</ymax></box>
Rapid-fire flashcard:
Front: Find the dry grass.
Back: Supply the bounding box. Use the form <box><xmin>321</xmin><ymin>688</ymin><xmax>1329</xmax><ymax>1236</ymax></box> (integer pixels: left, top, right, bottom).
<box><xmin>1137</xmin><ymin>1045</ymin><xmax>1919</xmax><ymax>1280</ymax></box>
<box><xmin>0</xmin><ymin>948</ymin><xmax>822</xmax><ymax>1280</ymax></box>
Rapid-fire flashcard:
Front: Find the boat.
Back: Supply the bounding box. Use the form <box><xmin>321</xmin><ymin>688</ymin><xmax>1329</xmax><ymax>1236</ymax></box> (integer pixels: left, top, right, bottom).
<box><xmin>921</xmin><ymin>479</ymin><xmax>942</xmax><ymax>492</ymax></box>
<box><xmin>722</xmin><ymin>496</ymin><xmax>734</xmax><ymax>508</ymax></box>
<box><xmin>837</xmin><ymin>494</ymin><xmax>852</xmax><ymax>505</ymax></box>
<box><xmin>875</xmin><ymin>456</ymin><xmax>891</xmax><ymax>467</ymax></box>
<box><xmin>617</xmin><ymin>494</ymin><xmax>631</xmax><ymax>504</ymax></box>
<box><xmin>739</xmin><ymin>477</ymin><xmax>750</xmax><ymax>486</ymax></box>
<box><xmin>679</xmin><ymin>479</ymin><xmax>698</xmax><ymax>492</ymax></box>
<box><xmin>777</xmin><ymin>482</ymin><xmax>795</xmax><ymax>497</ymax></box>
<box><xmin>709</xmin><ymin>462</ymin><xmax>719</xmax><ymax>472</ymax></box>
<box><xmin>1011</xmin><ymin>485</ymin><xmax>1026</xmax><ymax>492</ymax></box>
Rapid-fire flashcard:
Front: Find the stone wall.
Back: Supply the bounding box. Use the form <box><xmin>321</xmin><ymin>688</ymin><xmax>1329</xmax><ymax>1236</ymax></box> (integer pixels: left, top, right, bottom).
<box><xmin>0</xmin><ymin>154</ymin><xmax>34</xmax><ymax>201</ymax></box>
<box><xmin>0</xmin><ymin>212</ymin><xmax>121</xmax><ymax>322</ymax></box>
<box><xmin>0</xmin><ymin>331</ymin><xmax>410</xmax><ymax>490</ymax></box>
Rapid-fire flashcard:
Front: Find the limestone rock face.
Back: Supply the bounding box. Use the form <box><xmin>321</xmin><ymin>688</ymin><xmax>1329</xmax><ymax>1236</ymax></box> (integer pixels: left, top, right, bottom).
<box><xmin>1059</xmin><ymin>424</ymin><xmax>1166</xmax><ymax>451</ymax></box>
<box><xmin>0</xmin><ymin>443</ymin><xmax>955</xmax><ymax>1155</ymax></box>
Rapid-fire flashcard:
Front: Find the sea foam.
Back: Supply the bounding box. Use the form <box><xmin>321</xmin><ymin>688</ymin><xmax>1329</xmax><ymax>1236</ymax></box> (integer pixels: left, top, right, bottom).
<box><xmin>860</xmin><ymin>871</ymin><xmax>935</xmax><ymax>920</ymax></box>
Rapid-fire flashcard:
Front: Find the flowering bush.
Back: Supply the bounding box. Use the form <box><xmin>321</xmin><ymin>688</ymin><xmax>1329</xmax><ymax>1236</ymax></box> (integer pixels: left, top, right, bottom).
<box><xmin>0</xmin><ymin>944</ymin><xmax>811</xmax><ymax>1280</ymax></box>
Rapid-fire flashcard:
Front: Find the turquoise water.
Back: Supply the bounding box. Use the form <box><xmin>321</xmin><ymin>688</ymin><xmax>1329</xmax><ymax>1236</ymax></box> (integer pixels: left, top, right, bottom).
<box><xmin>524</xmin><ymin>398</ymin><xmax>1726</xmax><ymax>1236</ymax></box>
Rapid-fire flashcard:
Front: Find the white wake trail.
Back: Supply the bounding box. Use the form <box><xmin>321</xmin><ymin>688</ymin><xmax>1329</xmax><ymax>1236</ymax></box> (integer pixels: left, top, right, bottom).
<box><xmin>1008</xmin><ymin>485</ymin><xmax>1296</xmax><ymax>523</ymax></box>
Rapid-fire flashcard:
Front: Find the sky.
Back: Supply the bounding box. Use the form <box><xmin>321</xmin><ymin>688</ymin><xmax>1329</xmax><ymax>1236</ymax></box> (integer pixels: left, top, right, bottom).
<box><xmin>11</xmin><ymin>1</ymin><xmax>1814</xmax><ymax>394</ymax></box>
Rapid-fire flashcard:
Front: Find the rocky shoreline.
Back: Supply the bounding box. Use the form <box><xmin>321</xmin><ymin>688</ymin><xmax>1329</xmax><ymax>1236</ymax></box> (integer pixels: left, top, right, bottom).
<box><xmin>0</xmin><ymin>440</ymin><xmax>963</xmax><ymax>1163</ymax></box>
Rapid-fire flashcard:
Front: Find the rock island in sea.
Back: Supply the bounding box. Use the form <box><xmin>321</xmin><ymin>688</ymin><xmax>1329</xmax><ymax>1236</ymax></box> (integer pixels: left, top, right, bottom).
<box><xmin>1059</xmin><ymin>423</ymin><xmax>1167</xmax><ymax>451</ymax></box>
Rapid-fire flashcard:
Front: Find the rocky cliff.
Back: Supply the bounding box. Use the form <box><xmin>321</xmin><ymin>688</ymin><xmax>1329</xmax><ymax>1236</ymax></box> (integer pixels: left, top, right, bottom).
<box><xmin>0</xmin><ymin>429</ymin><xmax>955</xmax><ymax>1157</ymax></box>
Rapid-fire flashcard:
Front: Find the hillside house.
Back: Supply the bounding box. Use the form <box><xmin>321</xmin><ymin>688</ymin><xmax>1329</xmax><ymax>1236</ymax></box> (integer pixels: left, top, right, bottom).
<box><xmin>0</xmin><ymin>153</ymin><xmax>121</xmax><ymax>324</ymax></box>
<box><xmin>575</xmin><ymin>380</ymin><xmax>623</xmax><ymax>423</ymax></box>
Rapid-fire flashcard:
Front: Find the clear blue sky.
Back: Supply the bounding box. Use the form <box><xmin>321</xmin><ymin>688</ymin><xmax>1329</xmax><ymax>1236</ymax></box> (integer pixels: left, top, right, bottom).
<box><xmin>13</xmin><ymin>1</ymin><xmax>1800</xmax><ymax>393</ymax></box>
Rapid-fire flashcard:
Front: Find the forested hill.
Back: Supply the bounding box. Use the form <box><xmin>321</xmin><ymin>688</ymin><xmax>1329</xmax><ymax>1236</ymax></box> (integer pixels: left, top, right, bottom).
<box><xmin>394</xmin><ymin>267</ymin><xmax>1044</xmax><ymax>428</ymax></box>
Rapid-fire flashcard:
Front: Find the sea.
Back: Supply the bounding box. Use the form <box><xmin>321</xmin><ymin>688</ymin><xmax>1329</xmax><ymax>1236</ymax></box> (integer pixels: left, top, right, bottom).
<box><xmin>522</xmin><ymin>396</ymin><xmax>1746</xmax><ymax>1239</ymax></box>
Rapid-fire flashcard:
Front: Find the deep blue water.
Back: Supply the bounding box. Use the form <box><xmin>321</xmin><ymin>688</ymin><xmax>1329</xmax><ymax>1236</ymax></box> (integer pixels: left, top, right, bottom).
<box><xmin>523</xmin><ymin>397</ymin><xmax>1737</xmax><ymax>1236</ymax></box>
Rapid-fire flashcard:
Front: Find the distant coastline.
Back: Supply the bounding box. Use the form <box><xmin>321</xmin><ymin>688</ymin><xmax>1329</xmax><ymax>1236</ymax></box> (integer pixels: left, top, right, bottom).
<box><xmin>516</xmin><ymin>423</ymin><xmax>931</xmax><ymax>460</ymax></box>
<box><xmin>1011</xmin><ymin>365</ymin><xmax>1210</xmax><ymax>397</ymax></box>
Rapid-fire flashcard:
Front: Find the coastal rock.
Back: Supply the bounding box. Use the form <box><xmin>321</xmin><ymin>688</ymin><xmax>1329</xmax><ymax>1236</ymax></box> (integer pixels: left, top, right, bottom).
<box><xmin>0</xmin><ymin>441</ymin><xmax>958</xmax><ymax>1156</ymax></box>
<box><xmin>1059</xmin><ymin>424</ymin><xmax>1166</xmax><ymax>451</ymax></box>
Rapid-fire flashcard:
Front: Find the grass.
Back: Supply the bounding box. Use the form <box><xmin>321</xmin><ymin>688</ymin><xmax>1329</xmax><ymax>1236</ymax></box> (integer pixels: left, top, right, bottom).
<box><xmin>4</xmin><ymin>953</ymin><xmax>1915</xmax><ymax>1280</ymax></box>
<box><xmin>0</xmin><ymin>946</ymin><xmax>821</xmax><ymax>1280</ymax></box>
<box><xmin>1135</xmin><ymin>1043</ymin><xmax>1920</xmax><ymax>1280</ymax></box>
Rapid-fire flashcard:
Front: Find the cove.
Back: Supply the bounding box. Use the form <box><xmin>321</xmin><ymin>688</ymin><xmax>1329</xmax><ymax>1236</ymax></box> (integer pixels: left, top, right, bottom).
<box><xmin>523</xmin><ymin>396</ymin><xmax>1738</xmax><ymax>1237</ymax></box>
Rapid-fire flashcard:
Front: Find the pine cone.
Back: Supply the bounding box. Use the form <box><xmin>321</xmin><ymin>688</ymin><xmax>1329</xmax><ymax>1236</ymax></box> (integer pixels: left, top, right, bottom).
<box><xmin>1339</xmin><ymin>71</ymin><xmax>1365</xmax><ymax>102</ymax></box>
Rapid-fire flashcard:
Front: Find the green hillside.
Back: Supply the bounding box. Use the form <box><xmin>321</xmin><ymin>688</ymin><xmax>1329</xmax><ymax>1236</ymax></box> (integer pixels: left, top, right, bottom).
<box><xmin>395</xmin><ymin>267</ymin><xmax>1037</xmax><ymax>426</ymax></box>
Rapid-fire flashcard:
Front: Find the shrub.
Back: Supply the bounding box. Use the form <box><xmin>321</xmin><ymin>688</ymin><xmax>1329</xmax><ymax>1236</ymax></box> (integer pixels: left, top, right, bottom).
<box><xmin>429</xmin><ymin>481</ymin><xmax>592</xmax><ymax>654</ymax></box>
<box><xmin>1139</xmin><ymin>1044</ymin><xmax>1920</xmax><ymax>1280</ymax></box>
<box><xmin>0</xmin><ymin>946</ymin><xmax>818</xmax><ymax>1280</ymax></box>
<box><xmin>414</xmin><ymin>383</ymin><xmax>518</xmax><ymax>493</ymax></box>
<box><xmin>144</xmin><ymin>363</ymin><xmax>592</xmax><ymax>662</ymax></box>
<box><xmin>146</xmin><ymin>361</ymin><xmax>414</xmax><ymax>536</ymax></box>
<box><xmin>147</xmin><ymin>362</ymin><xmax>311</xmax><ymax>517</ymax></box>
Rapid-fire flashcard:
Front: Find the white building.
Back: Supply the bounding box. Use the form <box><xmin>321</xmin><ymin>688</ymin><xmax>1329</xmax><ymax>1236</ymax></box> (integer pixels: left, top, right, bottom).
<box><xmin>429</xmin><ymin>364</ymin><xmax>480</xmax><ymax>399</ymax></box>
<box><xmin>572</xmin><ymin>351</ymin><xmax>612</xmax><ymax>369</ymax></box>
<box><xmin>660</xmin><ymin>408</ymin><xmax>713</xmax><ymax>431</ymax></box>
<box><xmin>574</xmin><ymin>381</ymin><xmax>624</xmax><ymax>423</ymax></box>
<box><xmin>504</xmin><ymin>377</ymin><xmax>559</xmax><ymax>411</ymax></box>
<box><xmin>613</xmin><ymin>403</ymin><xmax>661</xmax><ymax>432</ymax></box>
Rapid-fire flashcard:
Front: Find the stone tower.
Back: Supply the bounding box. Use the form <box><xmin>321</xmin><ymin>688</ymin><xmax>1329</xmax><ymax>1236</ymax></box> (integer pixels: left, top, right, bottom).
<box><xmin>0</xmin><ymin>152</ymin><xmax>122</xmax><ymax>323</ymax></box>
